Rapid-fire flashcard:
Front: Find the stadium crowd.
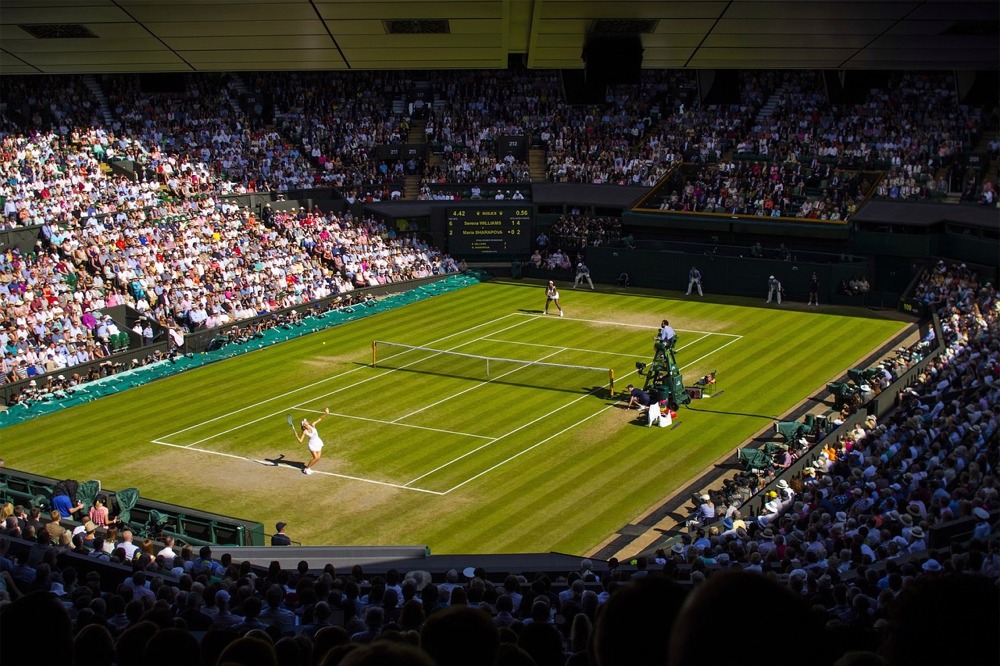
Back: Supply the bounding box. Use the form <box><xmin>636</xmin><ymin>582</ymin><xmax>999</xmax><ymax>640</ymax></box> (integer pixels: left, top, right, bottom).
<box><xmin>656</xmin><ymin>159</ymin><xmax>870</xmax><ymax>220</ymax></box>
<box><xmin>0</xmin><ymin>198</ymin><xmax>460</xmax><ymax>392</ymax></box>
<box><xmin>108</xmin><ymin>73</ymin><xmax>318</xmax><ymax>194</ymax></box>
<box><xmin>0</xmin><ymin>66</ymin><xmax>997</xmax><ymax>664</ymax></box>
<box><xmin>0</xmin><ymin>259</ymin><xmax>995</xmax><ymax>666</ymax></box>
<box><xmin>256</xmin><ymin>71</ymin><xmax>415</xmax><ymax>200</ymax></box>
<box><xmin>653</xmin><ymin>70</ymin><xmax>994</xmax><ymax>217</ymax></box>
<box><xmin>2</xmin><ymin>69</ymin><xmax>995</xmax><ymax>239</ymax></box>
<box><xmin>734</xmin><ymin>71</ymin><xmax>979</xmax><ymax>170</ymax></box>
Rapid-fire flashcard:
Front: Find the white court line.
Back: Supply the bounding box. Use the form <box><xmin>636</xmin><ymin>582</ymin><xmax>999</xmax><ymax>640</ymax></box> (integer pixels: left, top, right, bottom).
<box><xmin>416</xmin><ymin>326</ymin><xmax>743</xmax><ymax>491</ymax></box>
<box><xmin>517</xmin><ymin>312</ymin><xmax>742</xmax><ymax>337</ymax></box>
<box><xmin>679</xmin><ymin>335</ymin><xmax>743</xmax><ymax>370</ymax></box>
<box><xmin>295</xmin><ymin>408</ymin><xmax>496</xmax><ymax>440</ymax></box>
<box><xmin>441</xmin><ymin>404</ymin><xmax>618</xmax><ymax>494</ymax></box>
<box><xmin>479</xmin><ymin>332</ymin><xmax>709</xmax><ymax>357</ymax></box>
<box><xmin>157</xmin><ymin>309</ymin><xmax>742</xmax><ymax>493</ymax></box>
<box><xmin>159</xmin><ymin>312</ymin><xmax>526</xmax><ymax>441</ymax></box>
<box><xmin>392</xmin><ymin>348</ymin><xmax>566</xmax><ymax>423</ymax></box>
<box><xmin>151</xmin><ymin>440</ymin><xmax>444</xmax><ymax>494</ymax></box>
<box><xmin>480</xmin><ymin>338</ymin><xmax>646</xmax><ymax>358</ymax></box>
<box><xmin>403</xmin><ymin>383</ymin><xmax>607</xmax><ymax>487</ymax></box>
<box><xmin>161</xmin><ymin>315</ymin><xmax>537</xmax><ymax>448</ymax></box>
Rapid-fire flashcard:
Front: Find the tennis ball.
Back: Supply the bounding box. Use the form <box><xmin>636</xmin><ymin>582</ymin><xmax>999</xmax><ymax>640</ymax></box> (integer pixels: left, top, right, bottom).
<box><xmin>322</xmin><ymin>341</ymin><xmax>326</xmax><ymax>345</ymax></box>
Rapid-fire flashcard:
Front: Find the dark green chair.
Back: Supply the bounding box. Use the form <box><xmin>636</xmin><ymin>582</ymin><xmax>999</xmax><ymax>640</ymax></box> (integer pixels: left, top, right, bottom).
<box><xmin>775</xmin><ymin>421</ymin><xmax>806</xmax><ymax>442</ymax></box>
<box><xmin>114</xmin><ymin>487</ymin><xmax>140</xmax><ymax>528</ymax></box>
<box><xmin>77</xmin><ymin>480</ymin><xmax>102</xmax><ymax>513</ymax></box>
<box><xmin>738</xmin><ymin>447</ymin><xmax>771</xmax><ymax>472</ymax></box>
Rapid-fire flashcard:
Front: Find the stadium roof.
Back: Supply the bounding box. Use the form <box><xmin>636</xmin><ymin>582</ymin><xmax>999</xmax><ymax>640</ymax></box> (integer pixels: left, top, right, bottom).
<box><xmin>1</xmin><ymin>0</ymin><xmax>997</xmax><ymax>75</ymax></box>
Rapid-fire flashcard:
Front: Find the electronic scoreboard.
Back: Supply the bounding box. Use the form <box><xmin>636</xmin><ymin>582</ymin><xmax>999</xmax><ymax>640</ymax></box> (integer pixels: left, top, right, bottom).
<box><xmin>446</xmin><ymin>207</ymin><xmax>532</xmax><ymax>256</ymax></box>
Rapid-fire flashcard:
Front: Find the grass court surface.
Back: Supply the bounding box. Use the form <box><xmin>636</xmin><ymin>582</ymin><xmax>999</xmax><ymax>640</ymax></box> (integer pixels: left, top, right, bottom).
<box><xmin>6</xmin><ymin>280</ymin><xmax>907</xmax><ymax>555</ymax></box>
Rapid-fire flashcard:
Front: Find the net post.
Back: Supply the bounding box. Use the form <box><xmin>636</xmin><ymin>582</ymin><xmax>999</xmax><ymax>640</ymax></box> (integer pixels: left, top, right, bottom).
<box><xmin>609</xmin><ymin>369</ymin><xmax>615</xmax><ymax>396</ymax></box>
<box><xmin>372</xmin><ymin>340</ymin><xmax>377</xmax><ymax>367</ymax></box>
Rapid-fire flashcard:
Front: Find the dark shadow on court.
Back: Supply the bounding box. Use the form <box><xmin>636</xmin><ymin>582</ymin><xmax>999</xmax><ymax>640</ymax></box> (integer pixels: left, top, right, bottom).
<box><xmin>517</xmin><ymin>308</ymin><xmax>545</xmax><ymax>314</ymax></box>
<box><xmin>684</xmin><ymin>405</ymin><xmax>775</xmax><ymax>420</ymax></box>
<box><xmin>258</xmin><ymin>454</ymin><xmax>306</xmax><ymax>471</ymax></box>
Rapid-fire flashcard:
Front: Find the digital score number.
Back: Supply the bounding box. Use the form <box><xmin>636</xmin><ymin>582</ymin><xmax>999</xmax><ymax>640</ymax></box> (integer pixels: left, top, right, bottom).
<box><xmin>447</xmin><ymin>207</ymin><xmax>532</xmax><ymax>256</ymax></box>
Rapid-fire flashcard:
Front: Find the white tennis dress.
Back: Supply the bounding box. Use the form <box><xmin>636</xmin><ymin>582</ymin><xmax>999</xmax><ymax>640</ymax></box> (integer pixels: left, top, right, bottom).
<box><xmin>306</xmin><ymin>428</ymin><xmax>325</xmax><ymax>452</ymax></box>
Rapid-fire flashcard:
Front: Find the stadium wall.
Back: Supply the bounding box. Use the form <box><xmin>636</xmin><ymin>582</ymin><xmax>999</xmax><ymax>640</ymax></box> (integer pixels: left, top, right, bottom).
<box><xmin>584</xmin><ymin>247</ymin><xmax>876</xmax><ymax>305</ymax></box>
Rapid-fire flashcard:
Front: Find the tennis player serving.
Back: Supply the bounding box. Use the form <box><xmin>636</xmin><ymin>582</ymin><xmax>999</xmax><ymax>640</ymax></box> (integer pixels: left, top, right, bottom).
<box><xmin>295</xmin><ymin>408</ymin><xmax>330</xmax><ymax>475</ymax></box>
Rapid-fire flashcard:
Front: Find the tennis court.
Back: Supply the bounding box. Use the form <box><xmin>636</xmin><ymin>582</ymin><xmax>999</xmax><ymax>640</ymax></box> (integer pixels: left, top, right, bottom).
<box><xmin>9</xmin><ymin>281</ymin><xmax>909</xmax><ymax>553</ymax></box>
<box><xmin>151</xmin><ymin>312</ymin><xmax>741</xmax><ymax>495</ymax></box>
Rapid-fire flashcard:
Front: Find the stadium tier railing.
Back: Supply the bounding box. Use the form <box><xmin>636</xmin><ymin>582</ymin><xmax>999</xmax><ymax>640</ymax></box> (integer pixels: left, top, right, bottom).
<box><xmin>2</xmin><ymin>467</ymin><xmax>266</xmax><ymax>548</ymax></box>
<box><xmin>737</xmin><ymin>311</ymin><xmax>942</xmax><ymax>519</ymax></box>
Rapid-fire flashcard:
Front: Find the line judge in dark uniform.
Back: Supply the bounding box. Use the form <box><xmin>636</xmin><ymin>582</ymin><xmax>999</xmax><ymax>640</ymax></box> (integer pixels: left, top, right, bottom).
<box><xmin>271</xmin><ymin>522</ymin><xmax>292</xmax><ymax>546</ymax></box>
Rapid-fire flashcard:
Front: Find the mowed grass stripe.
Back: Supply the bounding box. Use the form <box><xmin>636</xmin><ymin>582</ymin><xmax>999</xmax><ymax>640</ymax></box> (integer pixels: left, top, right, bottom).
<box><xmin>439</xmin><ymin>407</ymin><xmax>684</xmax><ymax>552</ymax></box>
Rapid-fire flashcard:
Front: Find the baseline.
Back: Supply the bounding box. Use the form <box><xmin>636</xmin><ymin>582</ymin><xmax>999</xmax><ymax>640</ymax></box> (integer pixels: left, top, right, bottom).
<box><xmin>151</xmin><ymin>440</ymin><xmax>444</xmax><ymax>495</ymax></box>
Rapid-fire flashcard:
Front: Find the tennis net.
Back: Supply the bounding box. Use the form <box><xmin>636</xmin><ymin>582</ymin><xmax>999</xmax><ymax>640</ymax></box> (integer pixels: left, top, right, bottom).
<box><xmin>372</xmin><ymin>340</ymin><xmax>615</xmax><ymax>396</ymax></box>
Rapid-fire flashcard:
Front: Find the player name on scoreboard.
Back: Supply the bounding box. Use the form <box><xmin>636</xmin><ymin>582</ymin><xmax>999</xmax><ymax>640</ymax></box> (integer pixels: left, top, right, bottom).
<box><xmin>447</xmin><ymin>207</ymin><xmax>532</xmax><ymax>255</ymax></box>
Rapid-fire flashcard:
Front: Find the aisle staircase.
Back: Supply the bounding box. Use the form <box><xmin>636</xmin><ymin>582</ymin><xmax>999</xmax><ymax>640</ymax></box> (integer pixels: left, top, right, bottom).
<box><xmin>753</xmin><ymin>83</ymin><xmax>789</xmax><ymax>125</ymax></box>
<box><xmin>402</xmin><ymin>116</ymin><xmax>427</xmax><ymax>199</ymax></box>
<box><xmin>404</xmin><ymin>174</ymin><xmax>421</xmax><ymax>199</ymax></box>
<box><xmin>82</xmin><ymin>75</ymin><xmax>114</xmax><ymax>126</ymax></box>
<box><xmin>529</xmin><ymin>148</ymin><xmax>547</xmax><ymax>182</ymax></box>
<box><xmin>407</xmin><ymin>117</ymin><xmax>425</xmax><ymax>144</ymax></box>
<box><xmin>972</xmin><ymin>130</ymin><xmax>998</xmax><ymax>184</ymax></box>
<box><xmin>226</xmin><ymin>73</ymin><xmax>250</xmax><ymax>118</ymax></box>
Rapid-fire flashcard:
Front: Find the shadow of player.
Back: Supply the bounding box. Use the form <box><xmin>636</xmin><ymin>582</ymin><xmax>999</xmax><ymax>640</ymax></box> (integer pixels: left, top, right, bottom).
<box><xmin>258</xmin><ymin>453</ymin><xmax>307</xmax><ymax>471</ymax></box>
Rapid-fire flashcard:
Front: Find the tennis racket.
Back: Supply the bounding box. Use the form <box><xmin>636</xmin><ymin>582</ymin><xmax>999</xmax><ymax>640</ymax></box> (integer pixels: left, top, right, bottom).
<box><xmin>286</xmin><ymin>414</ymin><xmax>296</xmax><ymax>433</ymax></box>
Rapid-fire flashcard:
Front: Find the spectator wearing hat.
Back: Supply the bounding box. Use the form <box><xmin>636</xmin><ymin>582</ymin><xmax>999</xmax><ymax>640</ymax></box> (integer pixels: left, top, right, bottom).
<box><xmin>71</xmin><ymin>520</ymin><xmax>99</xmax><ymax>550</ymax></box>
<box><xmin>271</xmin><ymin>522</ymin><xmax>291</xmax><ymax>546</ymax></box>
<box><xmin>920</xmin><ymin>558</ymin><xmax>943</xmax><ymax>574</ymax></box>
<box><xmin>758</xmin><ymin>491</ymin><xmax>783</xmax><ymax>527</ymax></box>
<box><xmin>686</xmin><ymin>493</ymin><xmax>715</xmax><ymax>533</ymax></box>
<box><xmin>776</xmin><ymin>478</ymin><xmax>794</xmax><ymax>503</ymax></box>
<box><xmin>211</xmin><ymin>589</ymin><xmax>244</xmax><ymax>629</ymax></box>
<box><xmin>907</xmin><ymin>526</ymin><xmax>927</xmax><ymax>554</ymax></box>
<box><xmin>766</xmin><ymin>275</ymin><xmax>782</xmax><ymax>304</ymax></box>
<box><xmin>972</xmin><ymin>507</ymin><xmax>992</xmax><ymax>540</ymax></box>
<box><xmin>758</xmin><ymin>528</ymin><xmax>778</xmax><ymax>558</ymax></box>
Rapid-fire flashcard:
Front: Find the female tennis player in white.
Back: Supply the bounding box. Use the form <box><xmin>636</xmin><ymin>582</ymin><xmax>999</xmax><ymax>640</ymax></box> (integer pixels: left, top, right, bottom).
<box><xmin>296</xmin><ymin>408</ymin><xmax>330</xmax><ymax>475</ymax></box>
<box><xmin>544</xmin><ymin>280</ymin><xmax>563</xmax><ymax>316</ymax></box>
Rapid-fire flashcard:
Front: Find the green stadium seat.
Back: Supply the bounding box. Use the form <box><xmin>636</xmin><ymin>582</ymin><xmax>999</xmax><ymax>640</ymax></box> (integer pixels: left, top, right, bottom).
<box><xmin>115</xmin><ymin>487</ymin><xmax>140</xmax><ymax>527</ymax></box>
<box><xmin>738</xmin><ymin>447</ymin><xmax>770</xmax><ymax>473</ymax></box>
<box><xmin>77</xmin><ymin>480</ymin><xmax>102</xmax><ymax>512</ymax></box>
<box><xmin>775</xmin><ymin>421</ymin><xmax>806</xmax><ymax>442</ymax></box>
